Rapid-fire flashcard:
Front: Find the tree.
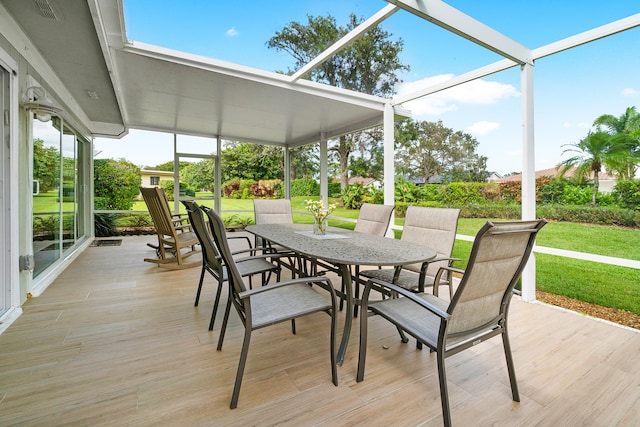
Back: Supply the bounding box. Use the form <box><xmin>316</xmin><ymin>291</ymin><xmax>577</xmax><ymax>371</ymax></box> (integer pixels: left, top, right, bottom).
<box><xmin>593</xmin><ymin>106</ymin><xmax>640</xmax><ymax>179</ymax></box>
<box><xmin>33</xmin><ymin>138</ymin><xmax>60</xmax><ymax>192</ymax></box>
<box><xmin>94</xmin><ymin>158</ymin><xmax>141</xmax><ymax>210</ymax></box>
<box><xmin>349</xmin><ymin>127</ymin><xmax>384</xmax><ymax>180</ymax></box>
<box><xmin>558</xmin><ymin>131</ymin><xmax>629</xmax><ymax>206</ymax></box>
<box><xmin>181</xmin><ymin>160</ymin><xmax>214</xmax><ymax>191</ymax></box>
<box><xmin>220</xmin><ymin>142</ymin><xmax>283</xmax><ymax>182</ymax></box>
<box><xmin>395</xmin><ymin>119</ymin><xmax>488</xmax><ymax>183</ymax></box>
<box><xmin>289</xmin><ymin>145</ymin><xmax>319</xmax><ymax>179</ymax></box>
<box><xmin>268</xmin><ymin>14</ymin><xmax>409</xmax><ymax>189</ymax></box>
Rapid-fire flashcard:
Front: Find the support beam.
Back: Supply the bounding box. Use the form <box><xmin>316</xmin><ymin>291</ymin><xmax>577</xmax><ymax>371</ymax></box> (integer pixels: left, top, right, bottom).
<box><xmin>383</xmin><ymin>103</ymin><xmax>395</xmax><ymax>237</ymax></box>
<box><xmin>386</xmin><ymin>0</ymin><xmax>532</xmax><ymax>65</ymax></box>
<box><xmin>320</xmin><ymin>134</ymin><xmax>328</xmax><ymax>207</ymax></box>
<box><xmin>520</xmin><ymin>62</ymin><xmax>536</xmax><ymax>302</ymax></box>
<box><xmin>284</xmin><ymin>146</ymin><xmax>291</xmax><ymax>199</ymax></box>
<box><xmin>215</xmin><ymin>136</ymin><xmax>221</xmax><ymax>212</ymax></box>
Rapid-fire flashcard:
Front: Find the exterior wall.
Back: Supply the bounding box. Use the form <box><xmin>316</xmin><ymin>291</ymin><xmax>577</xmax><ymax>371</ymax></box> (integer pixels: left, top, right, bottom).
<box><xmin>0</xmin><ymin>10</ymin><xmax>95</xmax><ymax>330</ymax></box>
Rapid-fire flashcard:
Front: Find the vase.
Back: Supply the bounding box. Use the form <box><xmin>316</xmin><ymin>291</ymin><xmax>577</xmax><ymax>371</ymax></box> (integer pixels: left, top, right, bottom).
<box><xmin>313</xmin><ymin>216</ymin><xmax>327</xmax><ymax>235</ymax></box>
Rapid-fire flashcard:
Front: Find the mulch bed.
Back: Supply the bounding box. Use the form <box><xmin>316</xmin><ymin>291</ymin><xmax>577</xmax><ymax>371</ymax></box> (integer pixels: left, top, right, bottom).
<box><xmin>536</xmin><ymin>291</ymin><xmax>640</xmax><ymax>330</ymax></box>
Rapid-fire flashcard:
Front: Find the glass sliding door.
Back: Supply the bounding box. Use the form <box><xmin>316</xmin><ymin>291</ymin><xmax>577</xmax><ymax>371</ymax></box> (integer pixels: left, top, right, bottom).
<box><xmin>0</xmin><ymin>64</ymin><xmax>9</xmax><ymax>315</ymax></box>
<box><xmin>61</xmin><ymin>124</ymin><xmax>76</xmax><ymax>253</ymax></box>
<box><xmin>32</xmin><ymin>118</ymin><xmax>61</xmax><ymax>277</ymax></box>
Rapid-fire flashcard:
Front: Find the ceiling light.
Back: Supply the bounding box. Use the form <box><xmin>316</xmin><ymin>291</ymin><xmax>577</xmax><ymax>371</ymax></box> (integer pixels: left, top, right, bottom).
<box><xmin>86</xmin><ymin>90</ymin><xmax>99</xmax><ymax>99</ymax></box>
<box><xmin>22</xmin><ymin>86</ymin><xmax>62</xmax><ymax>122</ymax></box>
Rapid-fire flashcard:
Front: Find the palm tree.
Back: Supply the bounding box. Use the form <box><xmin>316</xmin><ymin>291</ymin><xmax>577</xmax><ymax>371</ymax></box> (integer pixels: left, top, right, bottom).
<box><xmin>558</xmin><ymin>131</ymin><xmax>628</xmax><ymax>206</ymax></box>
<box><xmin>593</xmin><ymin>106</ymin><xmax>640</xmax><ymax>179</ymax></box>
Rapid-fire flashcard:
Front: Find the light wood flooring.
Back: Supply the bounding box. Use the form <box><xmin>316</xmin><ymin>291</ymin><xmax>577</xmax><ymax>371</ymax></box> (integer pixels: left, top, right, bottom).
<box><xmin>1</xmin><ymin>235</ymin><xmax>639</xmax><ymax>426</ymax></box>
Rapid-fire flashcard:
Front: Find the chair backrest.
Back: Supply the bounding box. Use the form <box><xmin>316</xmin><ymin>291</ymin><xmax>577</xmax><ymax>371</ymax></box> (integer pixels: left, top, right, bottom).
<box><xmin>446</xmin><ymin>220</ymin><xmax>547</xmax><ymax>337</ymax></box>
<box><xmin>253</xmin><ymin>199</ymin><xmax>293</xmax><ymax>224</ymax></box>
<box><xmin>401</xmin><ymin>206</ymin><xmax>460</xmax><ymax>277</ymax></box>
<box><xmin>182</xmin><ymin>200</ymin><xmax>223</xmax><ymax>273</ymax></box>
<box><xmin>354</xmin><ymin>203</ymin><xmax>394</xmax><ymax>236</ymax></box>
<box><xmin>202</xmin><ymin>206</ymin><xmax>248</xmax><ymax>299</ymax></box>
<box><xmin>140</xmin><ymin>186</ymin><xmax>179</xmax><ymax>238</ymax></box>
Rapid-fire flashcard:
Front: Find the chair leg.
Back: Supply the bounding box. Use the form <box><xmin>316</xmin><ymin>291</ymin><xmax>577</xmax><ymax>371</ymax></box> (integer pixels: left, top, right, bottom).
<box><xmin>194</xmin><ymin>264</ymin><xmax>206</xmax><ymax>306</ymax></box>
<box><xmin>329</xmin><ymin>307</ymin><xmax>338</xmax><ymax>386</ymax></box>
<box><xmin>230</xmin><ymin>327</ymin><xmax>252</xmax><ymax>409</ymax></box>
<box><xmin>502</xmin><ymin>328</ymin><xmax>520</xmax><ymax>401</ymax></box>
<box><xmin>217</xmin><ymin>296</ymin><xmax>233</xmax><ymax>350</ymax></box>
<box><xmin>356</xmin><ymin>300</ymin><xmax>369</xmax><ymax>382</ymax></box>
<box><xmin>436</xmin><ymin>349</ymin><xmax>452</xmax><ymax>427</ymax></box>
<box><xmin>209</xmin><ymin>279</ymin><xmax>224</xmax><ymax>331</ymax></box>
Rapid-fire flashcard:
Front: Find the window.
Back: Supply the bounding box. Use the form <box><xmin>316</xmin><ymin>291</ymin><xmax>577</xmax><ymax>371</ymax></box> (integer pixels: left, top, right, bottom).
<box><xmin>150</xmin><ymin>176</ymin><xmax>160</xmax><ymax>186</ymax></box>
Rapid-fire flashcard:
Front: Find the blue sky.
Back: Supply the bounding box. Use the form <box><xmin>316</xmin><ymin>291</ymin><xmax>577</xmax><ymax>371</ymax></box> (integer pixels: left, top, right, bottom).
<box><xmin>94</xmin><ymin>1</ymin><xmax>640</xmax><ymax>175</ymax></box>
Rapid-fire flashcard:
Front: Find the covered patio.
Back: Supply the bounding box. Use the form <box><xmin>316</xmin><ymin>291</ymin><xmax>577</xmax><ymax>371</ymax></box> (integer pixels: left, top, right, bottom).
<box><xmin>1</xmin><ymin>235</ymin><xmax>638</xmax><ymax>425</ymax></box>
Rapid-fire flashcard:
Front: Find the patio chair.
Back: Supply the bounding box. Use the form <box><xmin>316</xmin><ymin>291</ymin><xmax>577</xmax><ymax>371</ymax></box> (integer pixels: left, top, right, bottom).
<box><xmin>203</xmin><ymin>206</ymin><xmax>338</xmax><ymax>409</ymax></box>
<box><xmin>181</xmin><ymin>201</ymin><xmax>281</xmax><ymax>331</ymax></box>
<box><xmin>345</xmin><ymin>203</ymin><xmax>395</xmax><ymax>315</ymax></box>
<box><xmin>140</xmin><ymin>186</ymin><xmax>200</xmax><ymax>269</ymax></box>
<box><xmin>358</xmin><ymin>206</ymin><xmax>460</xmax><ymax>299</ymax></box>
<box><xmin>357</xmin><ymin>219</ymin><xmax>547</xmax><ymax>427</ymax></box>
<box><xmin>253</xmin><ymin>199</ymin><xmax>299</xmax><ymax>275</ymax></box>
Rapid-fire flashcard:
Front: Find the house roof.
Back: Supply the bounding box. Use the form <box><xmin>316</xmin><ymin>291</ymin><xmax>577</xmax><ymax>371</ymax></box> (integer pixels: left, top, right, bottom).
<box><xmin>495</xmin><ymin>166</ymin><xmax>616</xmax><ymax>183</ymax></box>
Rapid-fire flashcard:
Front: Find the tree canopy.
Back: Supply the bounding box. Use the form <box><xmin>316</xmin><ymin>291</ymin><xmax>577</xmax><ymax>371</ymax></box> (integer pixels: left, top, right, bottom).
<box><xmin>94</xmin><ymin>159</ymin><xmax>141</xmax><ymax>210</ymax></box>
<box><xmin>268</xmin><ymin>14</ymin><xmax>409</xmax><ymax>188</ymax></box>
<box><xmin>395</xmin><ymin>119</ymin><xmax>488</xmax><ymax>183</ymax></box>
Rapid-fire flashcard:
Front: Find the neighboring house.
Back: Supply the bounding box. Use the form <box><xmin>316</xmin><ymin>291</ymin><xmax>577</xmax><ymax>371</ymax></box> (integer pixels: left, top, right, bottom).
<box><xmin>347</xmin><ymin>176</ymin><xmax>377</xmax><ymax>188</ymax></box>
<box><xmin>495</xmin><ymin>166</ymin><xmax>617</xmax><ymax>193</ymax></box>
<box><xmin>140</xmin><ymin>169</ymin><xmax>174</xmax><ymax>188</ymax></box>
<box><xmin>139</xmin><ymin>170</ymin><xmax>175</xmax><ymax>199</ymax></box>
<box><xmin>487</xmin><ymin>171</ymin><xmax>503</xmax><ymax>182</ymax></box>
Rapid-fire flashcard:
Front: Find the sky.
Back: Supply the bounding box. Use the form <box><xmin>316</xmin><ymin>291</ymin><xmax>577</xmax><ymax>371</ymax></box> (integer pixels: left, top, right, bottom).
<box><xmin>93</xmin><ymin>1</ymin><xmax>640</xmax><ymax>175</ymax></box>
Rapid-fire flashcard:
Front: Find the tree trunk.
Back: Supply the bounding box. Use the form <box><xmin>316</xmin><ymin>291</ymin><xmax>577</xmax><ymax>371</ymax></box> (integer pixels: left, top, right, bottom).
<box><xmin>592</xmin><ymin>172</ymin><xmax>599</xmax><ymax>206</ymax></box>
<box><xmin>337</xmin><ymin>136</ymin><xmax>351</xmax><ymax>189</ymax></box>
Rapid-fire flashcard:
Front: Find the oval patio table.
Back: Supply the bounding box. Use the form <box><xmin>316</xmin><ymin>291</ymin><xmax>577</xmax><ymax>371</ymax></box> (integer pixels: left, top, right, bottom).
<box><xmin>246</xmin><ymin>223</ymin><xmax>437</xmax><ymax>366</ymax></box>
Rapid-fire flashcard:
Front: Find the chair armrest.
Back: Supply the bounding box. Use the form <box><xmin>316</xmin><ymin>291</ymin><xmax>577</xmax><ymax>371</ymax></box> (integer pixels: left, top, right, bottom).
<box><xmin>228</xmin><ymin>235</ymin><xmax>253</xmax><ymax>249</ymax></box>
<box><xmin>238</xmin><ymin>276</ymin><xmax>334</xmax><ymax>299</ymax></box>
<box><xmin>433</xmin><ymin>265</ymin><xmax>465</xmax><ymax>287</ymax></box>
<box><xmin>363</xmin><ymin>277</ymin><xmax>450</xmax><ymax>320</ymax></box>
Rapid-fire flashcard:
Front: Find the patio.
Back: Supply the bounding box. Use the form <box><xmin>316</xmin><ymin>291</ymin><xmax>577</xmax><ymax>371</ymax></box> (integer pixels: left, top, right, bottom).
<box><xmin>1</xmin><ymin>234</ymin><xmax>638</xmax><ymax>426</ymax></box>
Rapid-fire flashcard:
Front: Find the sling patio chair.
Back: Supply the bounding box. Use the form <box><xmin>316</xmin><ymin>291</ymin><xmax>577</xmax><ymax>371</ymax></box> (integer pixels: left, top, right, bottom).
<box><xmin>140</xmin><ymin>186</ymin><xmax>200</xmax><ymax>269</ymax></box>
<box><xmin>343</xmin><ymin>203</ymin><xmax>395</xmax><ymax>316</ymax></box>
<box><xmin>253</xmin><ymin>198</ymin><xmax>300</xmax><ymax>276</ymax></box>
<box><xmin>358</xmin><ymin>206</ymin><xmax>461</xmax><ymax>299</ymax></box>
<box><xmin>182</xmin><ymin>201</ymin><xmax>282</xmax><ymax>331</ymax></box>
<box><xmin>203</xmin><ymin>205</ymin><xmax>338</xmax><ymax>409</ymax></box>
<box><xmin>357</xmin><ymin>219</ymin><xmax>547</xmax><ymax>427</ymax></box>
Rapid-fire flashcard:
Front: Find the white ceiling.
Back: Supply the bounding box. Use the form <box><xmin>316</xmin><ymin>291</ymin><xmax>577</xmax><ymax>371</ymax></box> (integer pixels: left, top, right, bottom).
<box><xmin>0</xmin><ymin>0</ymin><xmax>405</xmax><ymax>147</ymax></box>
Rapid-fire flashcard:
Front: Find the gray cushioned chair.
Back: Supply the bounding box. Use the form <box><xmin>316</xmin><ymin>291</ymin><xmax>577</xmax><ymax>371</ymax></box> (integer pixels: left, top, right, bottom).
<box><xmin>357</xmin><ymin>219</ymin><xmax>547</xmax><ymax>427</ymax></box>
<box><xmin>359</xmin><ymin>206</ymin><xmax>460</xmax><ymax>298</ymax></box>
<box><xmin>347</xmin><ymin>203</ymin><xmax>395</xmax><ymax>315</ymax></box>
<box><xmin>182</xmin><ymin>200</ymin><xmax>281</xmax><ymax>331</ymax></box>
<box><xmin>203</xmin><ymin>206</ymin><xmax>338</xmax><ymax>409</ymax></box>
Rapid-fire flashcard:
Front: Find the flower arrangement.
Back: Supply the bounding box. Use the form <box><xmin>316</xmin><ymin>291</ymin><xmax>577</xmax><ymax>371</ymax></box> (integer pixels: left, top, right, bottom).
<box><xmin>305</xmin><ymin>199</ymin><xmax>336</xmax><ymax>235</ymax></box>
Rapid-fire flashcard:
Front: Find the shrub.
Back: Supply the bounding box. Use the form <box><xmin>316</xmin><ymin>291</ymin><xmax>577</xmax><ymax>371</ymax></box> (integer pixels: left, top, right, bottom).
<box><xmin>160</xmin><ymin>180</ymin><xmax>195</xmax><ymax>200</ymax></box>
<box><xmin>222</xmin><ymin>180</ymin><xmax>241</xmax><ymax>198</ymax></box>
<box><xmin>613</xmin><ymin>180</ymin><xmax>640</xmax><ymax>210</ymax></box>
<box><xmin>328</xmin><ymin>182</ymin><xmax>341</xmax><ymax>198</ymax></box>
<box><xmin>291</xmin><ymin>178</ymin><xmax>319</xmax><ymax>197</ymax></box>
<box><xmin>341</xmin><ymin>184</ymin><xmax>366</xmax><ymax>209</ymax></box>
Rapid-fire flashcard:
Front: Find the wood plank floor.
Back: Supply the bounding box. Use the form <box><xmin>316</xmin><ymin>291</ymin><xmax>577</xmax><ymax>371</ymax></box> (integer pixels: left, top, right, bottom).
<box><xmin>1</xmin><ymin>235</ymin><xmax>639</xmax><ymax>426</ymax></box>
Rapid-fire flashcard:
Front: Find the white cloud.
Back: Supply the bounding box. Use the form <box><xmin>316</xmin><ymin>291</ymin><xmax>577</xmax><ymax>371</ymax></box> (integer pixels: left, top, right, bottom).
<box><xmin>226</xmin><ymin>27</ymin><xmax>238</xmax><ymax>37</ymax></box>
<box><xmin>395</xmin><ymin>74</ymin><xmax>519</xmax><ymax>117</ymax></box>
<box><xmin>563</xmin><ymin>121</ymin><xmax>591</xmax><ymax>129</ymax></box>
<box><xmin>466</xmin><ymin>121</ymin><xmax>500</xmax><ymax>136</ymax></box>
<box><xmin>622</xmin><ymin>87</ymin><xmax>640</xmax><ymax>97</ymax></box>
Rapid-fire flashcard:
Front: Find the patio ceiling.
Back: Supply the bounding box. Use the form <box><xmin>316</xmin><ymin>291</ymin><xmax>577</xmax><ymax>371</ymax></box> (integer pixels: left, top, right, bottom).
<box><xmin>0</xmin><ymin>0</ymin><xmax>404</xmax><ymax>147</ymax></box>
